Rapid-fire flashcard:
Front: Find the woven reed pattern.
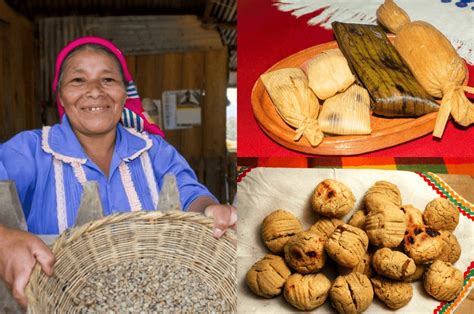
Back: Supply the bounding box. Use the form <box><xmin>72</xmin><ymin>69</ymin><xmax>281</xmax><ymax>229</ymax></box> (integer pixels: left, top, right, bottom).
<box><xmin>25</xmin><ymin>211</ymin><xmax>237</xmax><ymax>313</ymax></box>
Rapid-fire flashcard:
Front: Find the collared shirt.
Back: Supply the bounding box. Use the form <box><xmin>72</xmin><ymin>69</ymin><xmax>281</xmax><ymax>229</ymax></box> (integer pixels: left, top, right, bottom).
<box><xmin>0</xmin><ymin>116</ymin><xmax>216</xmax><ymax>234</ymax></box>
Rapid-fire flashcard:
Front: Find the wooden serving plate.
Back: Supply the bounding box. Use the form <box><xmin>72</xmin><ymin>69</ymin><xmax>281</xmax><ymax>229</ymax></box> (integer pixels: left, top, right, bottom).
<box><xmin>251</xmin><ymin>40</ymin><xmax>440</xmax><ymax>155</ymax></box>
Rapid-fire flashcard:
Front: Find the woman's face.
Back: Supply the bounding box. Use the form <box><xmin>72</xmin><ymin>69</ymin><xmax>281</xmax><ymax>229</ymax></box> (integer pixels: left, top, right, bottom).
<box><xmin>59</xmin><ymin>49</ymin><xmax>126</xmax><ymax>137</ymax></box>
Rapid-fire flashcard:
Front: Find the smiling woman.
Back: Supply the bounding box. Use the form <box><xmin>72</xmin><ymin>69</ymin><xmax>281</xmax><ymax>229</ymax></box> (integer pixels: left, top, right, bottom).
<box><xmin>0</xmin><ymin>36</ymin><xmax>237</xmax><ymax>308</ymax></box>
<box><xmin>58</xmin><ymin>48</ymin><xmax>127</xmax><ymax>176</ymax></box>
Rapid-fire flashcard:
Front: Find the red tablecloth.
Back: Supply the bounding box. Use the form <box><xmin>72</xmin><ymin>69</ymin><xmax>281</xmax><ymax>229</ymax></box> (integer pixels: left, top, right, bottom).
<box><xmin>237</xmin><ymin>0</ymin><xmax>474</xmax><ymax>157</ymax></box>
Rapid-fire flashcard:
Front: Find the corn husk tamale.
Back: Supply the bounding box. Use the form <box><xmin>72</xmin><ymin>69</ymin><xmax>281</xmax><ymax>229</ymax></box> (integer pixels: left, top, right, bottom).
<box><xmin>332</xmin><ymin>22</ymin><xmax>439</xmax><ymax>118</ymax></box>
<box><xmin>319</xmin><ymin>84</ymin><xmax>371</xmax><ymax>135</ymax></box>
<box><xmin>304</xmin><ymin>49</ymin><xmax>355</xmax><ymax>100</ymax></box>
<box><xmin>377</xmin><ymin>0</ymin><xmax>474</xmax><ymax>137</ymax></box>
<box><xmin>260</xmin><ymin>68</ymin><xmax>324</xmax><ymax>146</ymax></box>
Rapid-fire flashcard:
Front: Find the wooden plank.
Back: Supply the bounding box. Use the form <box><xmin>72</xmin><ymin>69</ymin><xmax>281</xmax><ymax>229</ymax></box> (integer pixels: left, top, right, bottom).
<box><xmin>0</xmin><ymin>0</ymin><xmax>39</xmax><ymax>141</ymax></box>
<box><xmin>179</xmin><ymin>52</ymin><xmax>205</xmax><ymax>170</ymax></box>
<box><xmin>203</xmin><ymin>47</ymin><xmax>228</xmax><ymax>156</ymax></box>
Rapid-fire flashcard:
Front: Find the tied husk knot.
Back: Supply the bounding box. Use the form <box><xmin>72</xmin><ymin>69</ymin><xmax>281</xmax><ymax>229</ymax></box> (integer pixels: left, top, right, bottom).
<box><xmin>448</xmin><ymin>85</ymin><xmax>474</xmax><ymax>127</ymax></box>
<box><xmin>433</xmin><ymin>85</ymin><xmax>474</xmax><ymax>138</ymax></box>
<box><xmin>294</xmin><ymin>117</ymin><xmax>324</xmax><ymax>147</ymax></box>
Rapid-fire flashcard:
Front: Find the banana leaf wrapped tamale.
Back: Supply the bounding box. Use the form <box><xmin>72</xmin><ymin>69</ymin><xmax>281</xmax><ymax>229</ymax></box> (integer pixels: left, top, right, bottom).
<box><xmin>332</xmin><ymin>22</ymin><xmax>439</xmax><ymax>117</ymax></box>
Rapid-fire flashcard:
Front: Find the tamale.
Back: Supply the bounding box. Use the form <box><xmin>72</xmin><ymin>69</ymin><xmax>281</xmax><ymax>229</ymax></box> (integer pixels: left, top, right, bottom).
<box><xmin>319</xmin><ymin>84</ymin><xmax>371</xmax><ymax>135</ymax></box>
<box><xmin>260</xmin><ymin>68</ymin><xmax>324</xmax><ymax>147</ymax></box>
<box><xmin>304</xmin><ymin>49</ymin><xmax>355</xmax><ymax>100</ymax></box>
<box><xmin>332</xmin><ymin>22</ymin><xmax>439</xmax><ymax>118</ymax></box>
<box><xmin>377</xmin><ymin>0</ymin><xmax>473</xmax><ymax>138</ymax></box>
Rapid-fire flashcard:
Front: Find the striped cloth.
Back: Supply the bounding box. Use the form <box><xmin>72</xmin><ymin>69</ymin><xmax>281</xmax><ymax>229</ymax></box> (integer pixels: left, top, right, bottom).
<box><xmin>237</xmin><ymin>157</ymin><xmax>474</xmax><ymax>176</ymax></box>
<box><xmin>121</xmin><ymin>81</ymin><xmax>144</xmax><ymax>132</ymax></box>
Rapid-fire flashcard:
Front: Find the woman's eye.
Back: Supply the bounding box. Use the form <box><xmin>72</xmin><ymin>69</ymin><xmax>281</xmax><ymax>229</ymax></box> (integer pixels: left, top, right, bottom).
<box><xmin>71</xmin><ymin>78</ymin><xmax>85</xmax><ymax>83</ymax></box>
<box><xmin>102</xmin><ymin>77</ymin><xmax>116</xmax><ymax>83</ymax></box>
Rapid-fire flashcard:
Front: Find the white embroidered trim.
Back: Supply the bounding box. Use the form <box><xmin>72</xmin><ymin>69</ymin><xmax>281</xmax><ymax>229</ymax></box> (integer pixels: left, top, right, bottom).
<box><xmin>119</xmin><ymin>162</ymin><xmax>142</xmax><ymax>211</ymax></box>
<box><xmin>53</xmin><ymin>159</ymin><xmax>68</xmax><ymax>233</ymax></box>
<box><xmin>71</xmin><ymin>162</ymin><xmax>87</xmax><ymax>185</ymax></box>
<box><xmin>140</xmin><ymin>151</ymin><xmax>159</xmax><ymax>209</ymax></box>
<box><xmin>41</xmin><ymin>126</ymin><xmax>87</xmax><ymax>164</ymax></box>
<box><xmin>122</xmin><ymin>127</ymin><xmax>153</xmax><ymax>161</ymax></box>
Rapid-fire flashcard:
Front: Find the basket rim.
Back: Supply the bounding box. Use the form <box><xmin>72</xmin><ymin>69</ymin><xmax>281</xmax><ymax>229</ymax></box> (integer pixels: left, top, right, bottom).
<box><xmin>25</xmin><ymin>210</ymin><xmax>237</xmax><ymax>312</ymax></box>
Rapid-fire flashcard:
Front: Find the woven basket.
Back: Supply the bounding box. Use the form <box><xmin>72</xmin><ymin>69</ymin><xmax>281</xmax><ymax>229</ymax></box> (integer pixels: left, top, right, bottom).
<box><xmin>25</xmin><ymin>211</ymin><xmax>237</xmax><ymax>313</ymax></box>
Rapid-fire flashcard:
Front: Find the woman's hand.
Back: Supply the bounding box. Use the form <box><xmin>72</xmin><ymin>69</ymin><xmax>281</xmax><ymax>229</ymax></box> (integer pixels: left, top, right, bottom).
<box><xmin>204</xmin><ymin>204</ymin><xmax>237</xmax><ymax>238</ymax></box>
<box><xmin>0</xmin><ymin>225</ymin><xmax>55</xmax><ymax>308</ymax></box>
<box><xmin>188</xmin><ymin>196</ymin><xmax>237</xmax><ymax>238</ymax></box>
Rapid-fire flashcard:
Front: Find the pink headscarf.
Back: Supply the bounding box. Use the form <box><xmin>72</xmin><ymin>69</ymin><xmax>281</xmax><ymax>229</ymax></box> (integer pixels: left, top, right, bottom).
<box><xmin>53</xmin><ymin>36</ymin><xmax>165</xmax><ymax>137</ymax></box>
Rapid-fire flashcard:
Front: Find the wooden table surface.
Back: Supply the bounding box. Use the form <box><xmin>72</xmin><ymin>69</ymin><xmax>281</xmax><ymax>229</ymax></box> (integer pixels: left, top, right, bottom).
<box><xmin>438</xmin><ymin>174</ymin><xmax>474</xmax><ymax>203</ymax></box>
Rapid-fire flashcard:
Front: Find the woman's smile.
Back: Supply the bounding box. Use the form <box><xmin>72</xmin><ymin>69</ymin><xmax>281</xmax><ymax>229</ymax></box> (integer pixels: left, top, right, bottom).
<box><xmin>81</xmin><ymin>105</ymin><xmax>111</xmax><ymax>112</ymax></box>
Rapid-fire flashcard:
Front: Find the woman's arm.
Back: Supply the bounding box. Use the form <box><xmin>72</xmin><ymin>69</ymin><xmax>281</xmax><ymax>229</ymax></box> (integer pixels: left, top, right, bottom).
<box><xmin>149</xmin><ymin>137</ymin><xmax>237</xmax><ymax>238</ymax></box>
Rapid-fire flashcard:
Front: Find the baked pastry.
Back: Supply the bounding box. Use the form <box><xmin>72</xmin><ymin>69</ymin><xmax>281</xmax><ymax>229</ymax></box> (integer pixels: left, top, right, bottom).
<box><xmin>403</xmin><ymin>225</ymin><xmax>443</xmax><ymax>264</ymax></box>
<box><xmin>325</xmin><ymin>224</ymin><xmax>368</xmax><ymax>268</ymax></box>
<box><xmin>423</xmin><ymin>198</ymin><xmax>459</xmax><ymax>232</ymax></box>
<box><xmin>365</xmin><ymin>202</ymin><xmax>406</xmax><ymax>247</ymax></box>
<box><xmin>372</xmin><ymin>248</ymin><xmax>416</xmax><ymax>280</ymax></box>
<box><xmin>246</xmin><ymin>254</ymin><xmax>292</xmax><ymax>298</ymax></box>
<box><xmin>311</xmin><ymin>179</ymin><xmax>355</xmax><ymax>218</ymax></box>
<box><xmin>437</xmin><ymin>230</ymin><xmax>461</xmax><ymax>264</ymax></box>
<box><xmin>329</xmin><ymin>272</ymin><xmax>374</xmax><ymax>314</ymax></box>
<box><xmin>284</xmin><ymin>231</ymin><xmax>326</xmax><ymax>274</ymax></box>
<box><xmin>403</xmin><ymin>264</ymin><xmax>426</xmax><ymax>282</ymax></box>
<box><xmin>402</xmin><ymin>204</ymin><xmax>424</xmax><ymax>227</ymax></box>
<box><xmin>424</xmin><ymin>260</ymin><xmax>463</xmax><ymax>301</ymax></box>
<box><xmin>365</xmin><ymin>181</ymin><xmax>402</xmax><ymax>212</ymax></box>
<box><xmin>261</xmin><ymin>209</ymin><xmax>303</xmax><ymax>254</ymax></box>
<box><xmin>371</xmin><ymin>276</ymin><xmax>413</xmax><ymax>309</ymax></box>
<box><xmin>308</xmin><ymin>218</ymin><xmax>344</xmax><ymax>239</ymax></box>
<box><xmin>283</xmin><ymin>273</ymin><xmax>331</xmax><ymax>311</ymax></box>
<box><xmin>348</xmin><ymin>210</ymin><xmax>367</xmax><ymax>230</ymax></box>
<box><xmin>338</xmin><ymin>252</ymin><xmax>373</xmax><ymax>278</ymax></box>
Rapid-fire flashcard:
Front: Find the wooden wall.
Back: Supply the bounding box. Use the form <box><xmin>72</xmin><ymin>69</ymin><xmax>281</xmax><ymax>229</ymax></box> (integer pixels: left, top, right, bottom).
<box><xmin>0</xmin><ymin>0</ymin><xmax>40</xmax><ymax>142</ymax></box>
<box><xmin>126</xmin><ymin>47</ymin><xmax>229</xmax><ymax>203</ymax></box>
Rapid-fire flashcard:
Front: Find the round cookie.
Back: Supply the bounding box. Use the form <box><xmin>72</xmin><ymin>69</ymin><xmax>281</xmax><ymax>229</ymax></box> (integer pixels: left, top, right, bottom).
<box><xmin>261</xmin><ymin>209</ymin><xmax>303</xmax><ymax>254</ymax></box>
<box><xmin>348</xmin><ymin>210</ymin><xmax>367</xmax><ymax>230</ymax></box>
<box><xmin>424</xmin><ymin>260</ymin><xmax>463</xmax><ymax>301</ymax></box>
<box><xmin>423</xmin><ymin>198</ymin><xmax>459</xmax><ymax>232</ymax></box>
<box><xmin>403</xmin><ymin>225</ymin><xmax>443</xmax><ymax>264</ymax></box>
<box><xmin>437</xmin><ymin>231</ymin><xmax>461</xmax><ymax>264</ymax></box>
<box><xmin>246</xmin><ymin>254</ymin><xmax>292</xmax><ymax>298</ymax></box>
<box><xmin>283</xmin><ymin>273</ymin><xmax>331</xmax><ymax>311</ymax></box>
<box><xmin>365</xmin><ymin>202</ymin><xmax>406</xmax><ymax>247</ymax></box>
<box><xmin>371</xmin><ymin>276</ymin><xmax>413</xmax><ymax>309</ymax></box>
<box><xmin>403</xmin><ymin>264</ymin><xmax>426</xmax><ymax>282</ymax></box>
<box><xmin>311</xmin><ymin>179</ymin><xmax>355</xmax><ymax>218</ymax></box>
<box><xmin>308</xmin><ymin>218</ymin><xmax>344</xmax><ymax>239</ymax></box>
<box><xmin>402</xmin><ymin>204</ymin><xmax>424</xmax><ymax>227</ymax></box>
<box><xmin>325</xmin><ymin>224</ymin><xmax>368</xmax><ymax>268</ymax></box>
<box><xmin>284</xmin><ymin>231</ymin><xmax>326</xmax><ymax>274</ymax></box>
<box><xmin>372</xmin><ymin>248</ymin><xmax>416</xmax><ymax>280</ymax></box>
<box><xmin>329</xmin><ymin>272</ymin><xmax>374</xmax><ymax>314</ymax></box>
<box><xmin>365</xmin><ymin>181</ymin><xmax>402</xmax><ymax>212</ymax></box>
<box><xmin>338</xmin><ymin>252</ymin><xmax>373</xmax><ymax>278</ymax></box>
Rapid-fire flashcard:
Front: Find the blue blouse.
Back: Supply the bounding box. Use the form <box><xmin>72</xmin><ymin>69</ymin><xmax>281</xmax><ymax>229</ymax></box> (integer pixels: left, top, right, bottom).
<box><xmin>0</xmin><ymin>116</ymin><xmax>216</xmax><ymax>234</ymax></box>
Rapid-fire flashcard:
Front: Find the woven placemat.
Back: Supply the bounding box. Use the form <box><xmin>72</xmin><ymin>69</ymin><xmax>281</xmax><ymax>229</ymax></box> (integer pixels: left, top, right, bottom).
<box><xmin>25</xmin><ymin>210</ymin><xmax>236</xmax><ymax>313</ymax></box>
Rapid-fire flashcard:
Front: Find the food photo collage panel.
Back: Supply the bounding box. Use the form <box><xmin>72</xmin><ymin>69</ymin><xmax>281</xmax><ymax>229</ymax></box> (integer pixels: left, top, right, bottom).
<box><xmin>236</xmin><ymin>1</ymin><xmax>474</xmax><ymax>314</ymax></box>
